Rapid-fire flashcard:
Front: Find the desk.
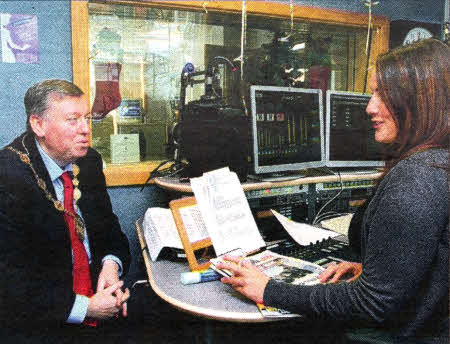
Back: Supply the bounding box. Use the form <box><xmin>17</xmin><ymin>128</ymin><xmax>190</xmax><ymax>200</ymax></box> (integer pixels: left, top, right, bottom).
<box><xmin>135</xmin><ymin>219</ymin><xmax>290</xmax><ymax>323</ymax></box>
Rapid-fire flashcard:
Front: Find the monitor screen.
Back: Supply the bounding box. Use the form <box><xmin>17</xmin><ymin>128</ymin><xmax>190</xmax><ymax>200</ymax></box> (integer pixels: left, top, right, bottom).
<box><xmin>250</xmin><ymin>85</ymin><xmax>325</xmax><ymax>175</ymax></box>
<box><xmin>325</xmin><ymin>91</ymin><xmax>384</xmax><ymax>168</ymax></box>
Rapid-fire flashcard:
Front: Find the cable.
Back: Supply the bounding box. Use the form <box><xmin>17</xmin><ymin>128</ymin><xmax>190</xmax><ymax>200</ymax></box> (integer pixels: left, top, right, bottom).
<box><xmin>314</xmin><ymin>211</ymin><xmax>352</xmax><ymax>225</ymax></box>
<box><xmin>209</xmin><ymin>56</ymin><xmax>236</xmax><ymax>71</ymax></box>
<box><xmin>140</xmin><ymin>159</ymin><xmax>187</xmax><ymax>191</ymax></box>
<box><xmin>314</xmin><ymin>211</ymin><xmax>341</xmax><ymax>222</ymax></box>
<box><xmin>131</xmin><ymin>280</ymin><xmax>149</xmax><ymax>289</ymax></box>
<box><xmin>208</xmin><ymin>56</ymin><xmax>237</xmax><ymax>99</ymax></box>
<box><xmin>312</xmin><ymin>168</ymin><xmax>344</xmax><ymax>225</ymax></box>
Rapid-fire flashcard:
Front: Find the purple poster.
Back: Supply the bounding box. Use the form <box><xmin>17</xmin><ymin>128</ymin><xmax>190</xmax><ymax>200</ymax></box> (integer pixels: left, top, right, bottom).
<box><xmin>1</xmin><ymin>13</ymin><xmax>39</xmax><ymax>64</ymax></box>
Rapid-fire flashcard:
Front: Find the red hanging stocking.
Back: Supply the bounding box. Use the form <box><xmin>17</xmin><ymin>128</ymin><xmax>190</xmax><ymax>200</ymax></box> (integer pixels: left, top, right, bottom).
<box><xmin>91</xmin><ymin>62</ymin><xmax>122</xmax><ymax>120</ymax></box>
<box><xmin>309</xmin><ymin>65</ymin><xmax>330</xmax><ymax>96</ymax></box>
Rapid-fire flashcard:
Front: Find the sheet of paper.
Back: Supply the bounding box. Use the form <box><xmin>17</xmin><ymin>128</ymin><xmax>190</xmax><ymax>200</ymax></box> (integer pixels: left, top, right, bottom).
<box><xmin>143</xmin><ymin>207</ymin><xmax>183</xmax><ymax>261</ymax></box>
<box><xmin>271</xmin><ymin>210</ymin><xmax>340</xmax><ymax>246</ymax></box>
<box><xmin>320</xmin><ymin>214</ymin><xmax>353</xmax><ymax>235</ymax></box>
<box><xmin>190</xmin><ymin>167</ymin><xmax>265</xmax><ymax>256</ymax></box>
<box><xmin>178</xmin><ymin>204</ymin><xmax>209</xmax><ymax>242</ymax></box>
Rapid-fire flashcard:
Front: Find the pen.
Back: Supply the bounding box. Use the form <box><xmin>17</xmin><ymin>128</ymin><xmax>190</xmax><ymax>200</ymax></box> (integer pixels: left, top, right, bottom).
<box><xmin>238</xmin><ymin>253</ymin><xmax>248</xmax><ymax>268</ymax></box>
<box><xmin>180</xmin><ymin>269</ymin><xmax>222</xmax><ymax>285</ymax></box>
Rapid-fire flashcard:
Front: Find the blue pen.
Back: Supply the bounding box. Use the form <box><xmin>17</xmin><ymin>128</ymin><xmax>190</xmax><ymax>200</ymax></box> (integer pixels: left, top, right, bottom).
<box><xmin>180</xmin><ymin>269</ymin><xmax>222</xmax><ymax>285</ymax></box>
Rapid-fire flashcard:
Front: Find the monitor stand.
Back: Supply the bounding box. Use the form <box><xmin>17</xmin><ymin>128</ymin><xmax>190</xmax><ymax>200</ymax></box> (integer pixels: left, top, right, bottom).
<box><xmin>247</xmin><ymin>172</ymin><xmax>305</xmax><ymax>182</ymax></box>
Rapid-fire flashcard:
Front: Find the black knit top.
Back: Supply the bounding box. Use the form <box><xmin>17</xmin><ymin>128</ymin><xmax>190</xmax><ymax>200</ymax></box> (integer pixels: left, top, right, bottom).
<box><xmin>264</xmin><ymin>149</ymin><xmax>448</xmax><ymax>341</ymax></box>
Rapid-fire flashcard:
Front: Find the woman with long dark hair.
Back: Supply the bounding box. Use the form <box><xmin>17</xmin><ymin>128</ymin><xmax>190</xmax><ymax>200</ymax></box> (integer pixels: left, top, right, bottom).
<box><xmin>217</xmin><ymin>38</ymin><xmax>449</xmax><ymax>343</ymax></box>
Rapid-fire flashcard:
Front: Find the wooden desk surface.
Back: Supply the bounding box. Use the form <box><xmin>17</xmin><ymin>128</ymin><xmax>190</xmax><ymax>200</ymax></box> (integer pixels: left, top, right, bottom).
<box><xmin>135</xmin><ymin>219</ymin><xmax>289</xmax><ymax>323</ymax></box>
<box><xmin>154</xmin><ymin>171</ymin><xmax>382</xmax><ymax>193</ymax></box>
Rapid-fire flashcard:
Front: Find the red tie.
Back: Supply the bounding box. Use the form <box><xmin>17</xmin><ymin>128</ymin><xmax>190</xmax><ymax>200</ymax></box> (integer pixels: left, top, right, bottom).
<box><xmin>60</xmin><ymin>172</ymin><xmax>97</xmax><ymax>327</ymax></box>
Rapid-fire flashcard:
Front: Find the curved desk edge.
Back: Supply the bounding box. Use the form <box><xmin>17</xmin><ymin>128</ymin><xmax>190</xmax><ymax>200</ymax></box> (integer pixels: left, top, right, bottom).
<box><xmin>135</xmin><ymin>219</ymin><xmax>286</xmax><ymax>323</ymax></box>
<box><xmin>155</xmin><ymin>172</ymin><xmax>382</xmax><ymax>193</ymax></box>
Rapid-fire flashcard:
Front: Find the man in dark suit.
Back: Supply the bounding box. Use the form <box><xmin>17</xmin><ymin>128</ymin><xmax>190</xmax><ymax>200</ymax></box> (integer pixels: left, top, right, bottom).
<box><xmin>0</xmin><ymin>79</ymin><xmax>131</xmax><ymax>342</ymax></box>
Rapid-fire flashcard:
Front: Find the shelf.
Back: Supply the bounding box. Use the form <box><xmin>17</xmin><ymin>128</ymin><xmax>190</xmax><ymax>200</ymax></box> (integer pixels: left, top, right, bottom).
<box><xmin>103</xmin><ymin>161</ymin><xmax>160</xmax><ymax>186</ymax></box>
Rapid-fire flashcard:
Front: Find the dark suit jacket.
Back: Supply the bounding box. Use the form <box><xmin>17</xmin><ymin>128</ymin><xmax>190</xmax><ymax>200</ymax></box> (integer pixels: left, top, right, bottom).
<box><xmin>0</xmin><ymin>133</ymin><xmax>130</xmax><ymax>329</ymax></box>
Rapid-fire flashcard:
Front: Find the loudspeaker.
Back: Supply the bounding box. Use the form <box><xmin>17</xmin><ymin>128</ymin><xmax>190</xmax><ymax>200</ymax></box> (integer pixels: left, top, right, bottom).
<box><xmin>176</xmin><ymin>116</ymin><xmax>249</xmax><ymax>181</ymax></box>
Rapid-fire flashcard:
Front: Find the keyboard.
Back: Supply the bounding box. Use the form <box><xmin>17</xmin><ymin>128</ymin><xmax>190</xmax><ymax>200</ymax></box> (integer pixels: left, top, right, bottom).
<box><xmin>267</xmin><ymin>237</ymin><xmax>358</xmax><ymax>266</ymax></box>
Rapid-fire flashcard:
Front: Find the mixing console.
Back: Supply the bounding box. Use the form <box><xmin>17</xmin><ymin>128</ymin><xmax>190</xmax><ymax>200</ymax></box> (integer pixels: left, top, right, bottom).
<box><xmin>268</xmin><ymin>236</ymin><xmax>359</xmax><ymax>266</ymax></box>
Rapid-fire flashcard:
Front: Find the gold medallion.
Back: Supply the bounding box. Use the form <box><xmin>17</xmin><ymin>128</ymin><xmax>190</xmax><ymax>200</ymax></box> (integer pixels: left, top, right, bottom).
<box><xmin>19</xmin><ymin>153</ymin><xmax>30</xmax><ymax>164</ymax></box>
<box><xmin>73</xmin><ymin>188</ymin><xmax>81</xmax><ymax>201</ymax></box>
<box><xmin>72</xmin><ymin>164</ymin><xmax>80</xmax><ymax>177</ymax></box>
<box><xmin>75</xmin><ymin>216</ymin><xmax>85</xmax><ymax>240</ymax></box>
<box><xmin>37</xmin><ymin>178</ymin><xmax>46</xmax><ymax>191</ymax></box>
<box><xmin>54</xmin><ymin>200</ymin><xmax>64</xmax><ymax>211</ymax></box>
<box><xmin>72</xmin><ymin>179</ymin><xmax>79</xmax><ymax>187</ymax></box>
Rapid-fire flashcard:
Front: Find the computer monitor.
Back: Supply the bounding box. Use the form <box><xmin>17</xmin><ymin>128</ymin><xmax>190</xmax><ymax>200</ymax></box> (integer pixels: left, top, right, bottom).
<box><xmin>250</xmin><ymin>85</ymin><xmax>325</xmax><ymax>176</ymax></box>
<box><xmin>325</xmin><ymin>90</ymin><xmax>384</xmax><ymax>168</ymax></box>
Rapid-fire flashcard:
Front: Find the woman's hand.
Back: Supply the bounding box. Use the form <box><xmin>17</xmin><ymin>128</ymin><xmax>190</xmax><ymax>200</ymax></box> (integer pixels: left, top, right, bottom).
<box><xmin>319</xmin><ymin>261</ymin><xmax>362</xmax><ymax>284</ymax></box>
<box><xmin>215</xmin><ymin>255</ymin><xmax>270</xmax><ymax>304</ymax></box>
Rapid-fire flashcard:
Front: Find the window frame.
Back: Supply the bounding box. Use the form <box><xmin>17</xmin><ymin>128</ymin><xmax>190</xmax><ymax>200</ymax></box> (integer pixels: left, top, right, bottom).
<box><xmin>71</xmin><ymin>0</ymin><xmax>389</xmax><ymax>186</ymax></box>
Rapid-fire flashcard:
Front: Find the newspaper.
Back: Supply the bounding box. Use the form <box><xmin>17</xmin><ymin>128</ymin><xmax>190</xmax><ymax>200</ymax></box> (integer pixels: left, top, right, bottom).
<box><xmin>210</xmin><ymin>250</ymin><xmax>325</xmax><ymax>317</ymax></box>
<box><xmin>246</xmin><ymin>250</ymin><xmax>325</xmax><ymax>286</ymax></box>
<box><xmin>190</xmin><ymin>167</ymin><xmax>266</xmax><ymax>256</ymax></box>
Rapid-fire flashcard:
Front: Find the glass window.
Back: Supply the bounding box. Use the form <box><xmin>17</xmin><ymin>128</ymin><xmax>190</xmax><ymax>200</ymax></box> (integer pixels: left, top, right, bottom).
<box><xmin>88</xmin><ymin>3</ymin><xmax>371</xmax><ymax>165</ymax></box>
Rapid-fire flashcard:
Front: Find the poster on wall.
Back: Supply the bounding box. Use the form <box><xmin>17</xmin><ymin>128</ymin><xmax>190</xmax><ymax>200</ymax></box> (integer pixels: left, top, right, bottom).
<box><xmin>0</xmin><ymin>13</ymin><xmax>39</xmax><ymax>64</ymax></box>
